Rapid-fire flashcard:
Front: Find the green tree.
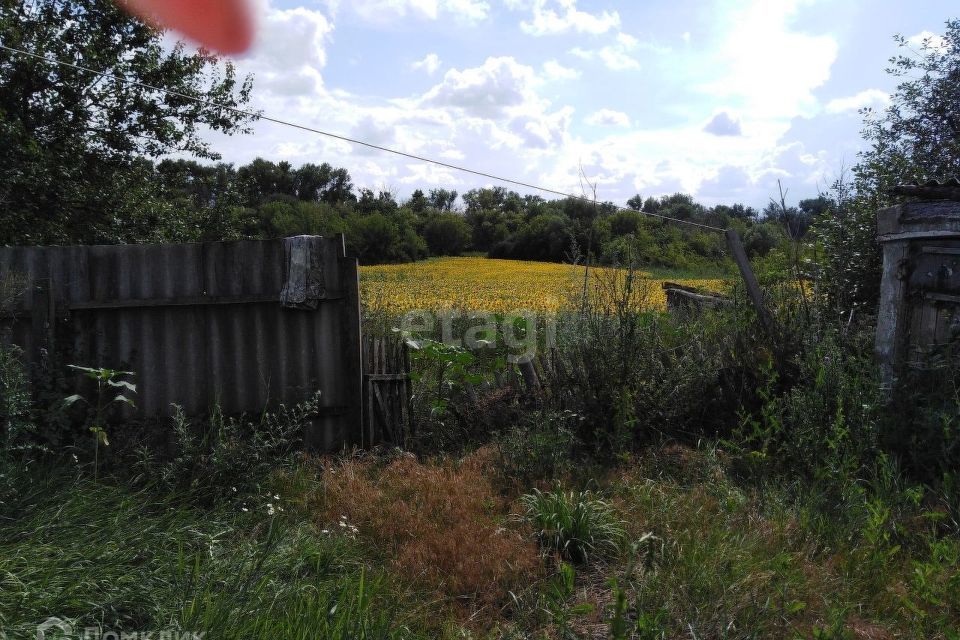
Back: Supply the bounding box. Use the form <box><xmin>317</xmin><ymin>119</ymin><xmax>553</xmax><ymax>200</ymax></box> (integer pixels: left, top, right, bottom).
<box><xmin>423</xmin><ymin>212</ymin><xmax>471</xmax><ymax>256</ymax></box>
<box><xmin>858</xmin><ymin>21</ymin><xmax>960</xmax><ymax>197</ymax></box>
<box><xmin>815</xmin><ymin>22</ymin><xmax>960</xmax><ymax>317</ymax></box>
<box><xmin>0</xmin><ymin>0</ymin><xmax>256</xmax><ymax>245</ymax></box>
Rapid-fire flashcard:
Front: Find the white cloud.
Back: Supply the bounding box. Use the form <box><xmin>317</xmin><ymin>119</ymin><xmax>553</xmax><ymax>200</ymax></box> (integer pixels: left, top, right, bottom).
<box><xmin>418</xmin><ymin>56</ymin><xmax>572</xmax><ymax>150</ymax></box>
<box><xmin>422</xmin><ymin>56</ymin><xmax>543</xmax><ymax>119</ymax></box>
<box><xmin>698</xmin><ymin>0</ymin><xmax>838</xmax><ymax>121</ymax></box>
<box><xmin>412</xmin><ymin>53</ymin><xmax>442</xmax><ymax>75</ymax></box>
<box><xmin>825</xmin><ymin>89</ymin><xmax>889</xmax><ymax>114</ymax></box>
<box><xmin>585</xmin><ymin>109</ymin><xmax>631</xmax><ymax>127</ymax></box>
<box><xmin>348</xmin><ymin>0</ymin><xmax>490</xmax><ymax>24</ymax></box>
<box><xmin>513</xmin><ymin>0</ymin><xmax>620</xmax><ymax>36</ymax></box>
<box><xmin>906</xmin><ymin>30</ymin><xmax>948</xmax><ymax>53</ymax></box>
<box><xmin>542</xmin><ymin>59</ymin><xmax>581</xmax><ymax>81</ymax></box>
<box><xmin>571</xmin><ymin>32</ymin><xmax>641</xmax><ymax>71</ymax></box>
<box><xmin>703</xmin><ymin>111</ymin><xmax>743</xmax><ymax>136</ymax></box>
<box><xmin>237</xmin><ymin>3</ymin><xmax>333</xmax><ymax>96</ymax></box>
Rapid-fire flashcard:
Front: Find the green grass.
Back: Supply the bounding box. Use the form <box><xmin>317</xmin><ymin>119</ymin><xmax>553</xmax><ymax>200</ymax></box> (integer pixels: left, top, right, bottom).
<box><xmin>520</xmin><ymin>487</ymin><xmax>626</xmax><ymax>563</ymax></box>
<box><xmin>2</xmin><ymin>448</ymin><xmax>958</xmax><ymax>640</ymax></box>
<box><xmin>0</xmin><ymin>465</ymin><xmax>419</xmax><ymax>639</ymax></box>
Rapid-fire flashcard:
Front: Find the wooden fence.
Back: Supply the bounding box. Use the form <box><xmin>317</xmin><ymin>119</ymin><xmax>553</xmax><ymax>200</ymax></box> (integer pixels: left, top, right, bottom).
<box><xmin>0</xmin><ymin>235</ymin><xmax>369</xmax><ymax>450</ymax></box>
<box><xmin>362</xmin><ymin>335</ymin><xmax>412</xmax><ymax>448</ymax></box>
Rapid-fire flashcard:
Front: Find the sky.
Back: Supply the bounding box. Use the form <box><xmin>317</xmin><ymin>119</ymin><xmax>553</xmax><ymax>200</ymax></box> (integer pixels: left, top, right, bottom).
<box><xmin>190</xmin><ymin>0</ymin><xmax>959</xmax><ymax>209</ymax></box>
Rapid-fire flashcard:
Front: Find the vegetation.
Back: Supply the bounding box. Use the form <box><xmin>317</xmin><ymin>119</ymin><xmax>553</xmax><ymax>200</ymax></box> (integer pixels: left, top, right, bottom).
<box><xmin>360</xmin><ymin>256</ymin><xmax>727</xmax><ymax>315</ymax></box>
<box><xmin>0</xmin><ymin>0</ymin><xmax>256</xmax><ymax>245</ymax></box>
<box><xmin>3</xmin><ymin>5</ymin><xmax>960</xmax><ymax>640</ymax></box>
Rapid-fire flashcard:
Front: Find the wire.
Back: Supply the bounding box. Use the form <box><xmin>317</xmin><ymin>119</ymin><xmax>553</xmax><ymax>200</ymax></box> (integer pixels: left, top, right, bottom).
<box><xmin>0</xmin><ymin>42</ymin><xmax>727</xmax><ymax>233</ymax></box>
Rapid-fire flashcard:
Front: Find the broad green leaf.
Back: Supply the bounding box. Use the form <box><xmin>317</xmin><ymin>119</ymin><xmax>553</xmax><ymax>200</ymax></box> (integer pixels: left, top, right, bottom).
<box><xmin>63</xmin><ymin>394</ymin><xmax>86</xmax><ymax>406</ymax></box>
<box><xmin>107</xmin><ymin>380</ymin><xmax>137</xmax><ymax>393</ymax></box>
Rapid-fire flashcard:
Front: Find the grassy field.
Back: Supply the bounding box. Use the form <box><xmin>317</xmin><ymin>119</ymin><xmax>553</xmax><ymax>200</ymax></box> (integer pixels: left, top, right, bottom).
<box><xmin>360</xmin><ymin>257</ymin><xmax>728</xmax><ymax>315</ymax></box>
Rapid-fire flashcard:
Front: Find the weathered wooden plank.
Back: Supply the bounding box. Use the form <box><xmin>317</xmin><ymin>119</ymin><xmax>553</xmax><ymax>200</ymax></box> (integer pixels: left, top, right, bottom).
<box><xmin>725</xmin><ymin>229</ymin><xmax>775</xmax><ymax>336</ymax></box>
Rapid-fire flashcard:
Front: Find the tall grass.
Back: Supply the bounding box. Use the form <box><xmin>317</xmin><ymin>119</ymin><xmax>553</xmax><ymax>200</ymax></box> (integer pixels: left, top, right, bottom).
<box><xmin>0</xmin><ymin>467</ymin><xmax>418</xmax><ymax>639</ymax></box>
<box><xmin>520</xmin><ymin>487</ymin><xmax>625</xmax><ymax>563</ymax></box>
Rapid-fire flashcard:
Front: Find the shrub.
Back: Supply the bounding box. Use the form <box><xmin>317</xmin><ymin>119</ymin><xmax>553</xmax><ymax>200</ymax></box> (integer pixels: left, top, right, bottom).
<box><xmin>520</xmin><ymin>487</ymin><xmax>625</xmax><ymax>563</ymax></box>
<box><xmin>141</xmin><ymin>392</ymin><xmax>321</xmax><ymax>499</ymax></box>
<box><xmin>0</xmin><ymin>343</ymin><xmax>38</xmax><ymax>457</ymax></box>
<box><xmin>544</xmin><ymin>268</ymin><xmax>742</xmax><ymax>457</ymax></box>
<box><xmin>422</xmin><ymin>212</ymin><xmax>472</xmax><ymax>256</ymax></box>
<box><xmin>495</xmin><ymin>410</ymin><xmax>579</xmax><ymax>486</ymax></box>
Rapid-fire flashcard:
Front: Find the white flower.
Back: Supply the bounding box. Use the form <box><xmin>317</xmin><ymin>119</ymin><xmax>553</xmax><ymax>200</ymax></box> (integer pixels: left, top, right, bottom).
<box><xmin>241</xmin><ymin>507</ymin><xmax>249</xmax><ymax>512</ymax></box>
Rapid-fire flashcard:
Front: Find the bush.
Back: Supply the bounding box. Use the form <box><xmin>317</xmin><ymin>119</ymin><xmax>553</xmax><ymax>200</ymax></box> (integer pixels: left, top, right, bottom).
<box><xmin>520</xmin><ymin>487</ymin><xmax>625</xmax><ymax>563</ymax></box>
<box><xmin>0</xmin><ymin>343</ymin><xmax>39</xmax><ymax>457</ymax></box>
<box><xmin>495</xmin><ymin>411</ymin><xmax>579</xmax><ymax>486</ymax></box>
<box><xmin>422</xmin><ymin>212</ymin><xmax>471</xmax><ymax>256</ymax></box>
<box><xmin>141</xmin><ymin>392</ymin><xmax>322</xmax><ymax>500</ymax></box>
<box><xmin>544</xmin><ymin>268</ymin><xmax>742</xmax><ymax>457</ymax></box>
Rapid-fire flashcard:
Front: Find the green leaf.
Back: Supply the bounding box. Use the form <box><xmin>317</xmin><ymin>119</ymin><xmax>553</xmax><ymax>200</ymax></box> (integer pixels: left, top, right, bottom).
<box><xmin>63</xmin><ymin>394</ymin><xmax>86</xmax><ymax>407</ymax></box>
<box><xmin>112</xmin><ymin>395</ymin><xmax>136</xmax><ymax>407</ymax></box>
<box><xmin>107</xmin><ymin>380</ymin><xmax>137</xmax><ymax>393</ymax></box>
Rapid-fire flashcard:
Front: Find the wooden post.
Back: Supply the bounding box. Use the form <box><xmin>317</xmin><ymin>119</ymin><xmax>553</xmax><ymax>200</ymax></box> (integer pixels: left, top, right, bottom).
<box><xmin>725</xmin><ymin>229</ymin><xmax>775</xmax><ymax>337</ymax></box>
<box><xmin>336</xmin><ymin>234</ymin><xmax>365</xmax><ymax>450</ymax></box>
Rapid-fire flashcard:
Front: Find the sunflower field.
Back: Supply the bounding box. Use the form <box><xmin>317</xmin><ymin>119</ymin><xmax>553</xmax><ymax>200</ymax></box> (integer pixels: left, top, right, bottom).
<box><xmin>360</xmin><ymin>257</ymin><xmax>727</xmax><ymax>315</ymax></box>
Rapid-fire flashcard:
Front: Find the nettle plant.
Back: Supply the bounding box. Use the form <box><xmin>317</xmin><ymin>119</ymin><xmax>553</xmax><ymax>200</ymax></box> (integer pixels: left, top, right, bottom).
<box><xmin>63</xmin><ymin>365</ymin><xmax>137</xmax><ymax>475</ymax></box>
<box><xmin>405</xmin><ymin>337</ymin><xmax>491</xmax><ymax>418</ymax></box>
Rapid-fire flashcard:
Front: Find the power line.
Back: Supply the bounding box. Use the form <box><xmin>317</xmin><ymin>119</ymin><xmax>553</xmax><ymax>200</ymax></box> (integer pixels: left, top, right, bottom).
<box><xmin>0</xmin><ymin>42</ymin><xmax>727</xmax><ymax>233</ymax></box>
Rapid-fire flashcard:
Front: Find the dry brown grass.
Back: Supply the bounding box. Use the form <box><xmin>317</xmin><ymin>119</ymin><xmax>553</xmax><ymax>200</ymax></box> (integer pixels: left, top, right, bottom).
<box><xmin>309</xmin><ymin>448</ymin><xmax>541</xmax><ymax>609</ymax></box>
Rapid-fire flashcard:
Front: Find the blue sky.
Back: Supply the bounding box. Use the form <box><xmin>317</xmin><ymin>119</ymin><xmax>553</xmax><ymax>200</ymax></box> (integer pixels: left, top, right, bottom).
<box><xmin>194</xmin><ymin>0</ymin><xmax>959</xmax><ymax>208</ymax></box>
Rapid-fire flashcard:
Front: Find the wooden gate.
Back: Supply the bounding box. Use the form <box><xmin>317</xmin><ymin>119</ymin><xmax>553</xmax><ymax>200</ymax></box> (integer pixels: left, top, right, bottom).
<box><xmin>362</xmin><ymin>336</ymin><xmax>412</xmax><ymax>447</ymax></box>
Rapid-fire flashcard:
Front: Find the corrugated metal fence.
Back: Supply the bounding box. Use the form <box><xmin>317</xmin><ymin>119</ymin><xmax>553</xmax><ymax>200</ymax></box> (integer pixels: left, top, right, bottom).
<box><xmin>0</xmin><ymin>235</ymin><xmax>364</xmax><ymax>450</ymax></box>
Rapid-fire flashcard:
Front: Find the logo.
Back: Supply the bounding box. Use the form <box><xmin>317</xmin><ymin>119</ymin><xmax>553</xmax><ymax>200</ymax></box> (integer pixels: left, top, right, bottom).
<box><xmin>36</xmin><ymin>618</ymin><xmax>73</xmax><ymax>640</ymax></box>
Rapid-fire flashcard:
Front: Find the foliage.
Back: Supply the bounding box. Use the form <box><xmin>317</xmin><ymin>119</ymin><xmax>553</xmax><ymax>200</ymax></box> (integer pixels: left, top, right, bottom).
<box><xmin>520</xmin><ymin>487</ymin><xmax>625</xmax><ymax>563</ymax></box>
<box><xmin>62</xmin><ymin>365</ymin><xmax>137</xmax><ymax>474</ymax></box>
<box><xmin>857</xmin><ymin>20</ymin><xmax>960</xmax><ymax>195</ymax></box>
<box><xmin>543</xmin><ymin>269</ymin><xmax>737</xmax><ymax>457</ymax></box>
<box><xmin>495</xmin><ymin>411</ymin><xmax>579</xmax><ymax>485</ymax></box>
<box><xmin>422</xmin><ymin>212</ymin><xmax>472</xmax><ymax>256</ymax></box>
<box><xmin>0</xmin><ymin>344</ymin><xmax>38</xmax><ymax>457</ymax></box>
<box><xmin>144</xmin><ymin>392</ymin><xmax>322</xmax><ymax>500</ymax></box>
<box><xmin>0</xmin><ymin>0</ymin><xmax>256</xmax><ymax>245</ymax></box>
<box><xmin>0</xmin><ymin>471</ymin><xmax>417</xmax><ymax>639</ymax></box>
<box><xmin>728</xmin><ymin>327</ymin><xmax>882</xmax><ymax>485</ymax></box>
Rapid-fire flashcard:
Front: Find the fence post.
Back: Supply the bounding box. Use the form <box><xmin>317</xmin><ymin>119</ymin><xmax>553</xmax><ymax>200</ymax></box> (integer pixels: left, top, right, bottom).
<box><xmin>336</xmin><ymin>234</ymin><xmax>365</xmax><ymax>449</ymax></box>
<box><xmin>725</xmin><ymin>229</ymin><xmax>775</xmax><ymax>337</ymax></box>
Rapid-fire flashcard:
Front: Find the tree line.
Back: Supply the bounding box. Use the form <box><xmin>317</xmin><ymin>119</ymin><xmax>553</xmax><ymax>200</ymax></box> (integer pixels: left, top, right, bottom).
<box><xmin>3</xmin><ymin>149</ymin><xmax>828</xmax><ymax>270</ymax></box>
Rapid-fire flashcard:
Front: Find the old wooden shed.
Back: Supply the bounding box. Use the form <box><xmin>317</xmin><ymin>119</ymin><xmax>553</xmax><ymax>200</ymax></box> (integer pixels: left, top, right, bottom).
<box><xmin>876</xmin><ymin>182</ymin><xmax>960</xmax><ymax>387</ymax></box>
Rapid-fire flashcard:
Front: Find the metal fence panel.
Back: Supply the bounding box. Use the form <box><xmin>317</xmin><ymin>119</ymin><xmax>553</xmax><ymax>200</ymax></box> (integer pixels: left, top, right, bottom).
<box><xmin>0</xmin><ymin>235</ymin><xmax>363</xmax><ymax>450</ymax></box>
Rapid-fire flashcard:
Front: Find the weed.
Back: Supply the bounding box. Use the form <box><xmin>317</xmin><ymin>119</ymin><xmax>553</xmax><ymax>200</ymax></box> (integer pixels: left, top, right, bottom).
<box><xmin>520</xmin><ymin>487</ymin><xmax>625</xmax><ymax>563</ymax></box>
<box><xmin>495</xmin><ymin>410</ymin><xmax>579</xmax><ymax>485</ymax></box>
<box><xmin>0</xmin><ymin>343</ymin><xmax>39</xmax><ymax>457</ymax></box>
<box><xmin>63</xmin><ymin>365</ymin><xmax>137</xmax><ymax>477</ymax></box>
